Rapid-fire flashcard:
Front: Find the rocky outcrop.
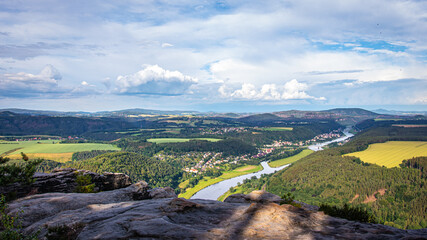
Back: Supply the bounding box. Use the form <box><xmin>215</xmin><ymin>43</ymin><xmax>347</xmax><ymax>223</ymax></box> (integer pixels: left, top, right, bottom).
<box><xmin>0</xmin><ymin>168</ymin><xmax>132</xmax><ymax>199</ymax></box>
<box><xmin>7</xmin><ymin>187</ymin><xmax>426</xmax><ymax>239</ymax></box>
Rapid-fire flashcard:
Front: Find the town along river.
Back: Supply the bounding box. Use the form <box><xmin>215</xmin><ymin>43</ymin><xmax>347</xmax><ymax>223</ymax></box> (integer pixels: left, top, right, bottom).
<box><xmin>191</xmin><ymin>128</ymin><xmax>354</xmax><ymax>201</ymax></box>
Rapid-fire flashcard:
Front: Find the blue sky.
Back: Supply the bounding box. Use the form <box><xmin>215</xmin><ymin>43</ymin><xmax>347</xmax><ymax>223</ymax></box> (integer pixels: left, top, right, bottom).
<box><xmin>0</xmin><ymin>0</ymin><xmax>426</xmax><ymax>112</ymax></box>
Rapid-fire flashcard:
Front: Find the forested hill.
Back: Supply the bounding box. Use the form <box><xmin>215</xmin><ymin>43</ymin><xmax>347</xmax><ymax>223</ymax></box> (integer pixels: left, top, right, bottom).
<box><xmin>265</xmin><ymin>124</ymin><xmax>427</xmax><ymax>229</ymax></box>
<box><xmin>0</xmin><ymin>112</ymin><xmax>136</xmax><ymax>136</ymax></box>
<box><xmin>63</xmin><ymin>152</ymin><xmax>182</xmax><ymax>189</ymax></box>
<box><xmin>323</xmin><ymin>108</ymin><xmax>379</xmax><ymax>116</ymax></box>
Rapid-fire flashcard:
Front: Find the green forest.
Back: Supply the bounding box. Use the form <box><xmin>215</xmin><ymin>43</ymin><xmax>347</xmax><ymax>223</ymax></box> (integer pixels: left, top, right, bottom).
<box><xmin>264</xmin><ymin>126</ymin><xmax>427</xmax><ymax>229</ymax></box>
<box><xmin>64</xmin><ymin>152</ymin><xmax>183</xmax><ymax>189</ymax></box>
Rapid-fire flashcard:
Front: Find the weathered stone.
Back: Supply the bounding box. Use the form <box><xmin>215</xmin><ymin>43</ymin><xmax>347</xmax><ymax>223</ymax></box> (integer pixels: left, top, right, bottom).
<box><xmin>0</xmin><ymin>168</ymin><xmax>132</xmax><ymax>199</ymax></box>
<box><xmin>224</xmin><ymin>190</ymin><xmax>282</xmax><ymax>204</ymax></box>
<box><xmin>7</xmin><ymin>189</ymin><xmax>426</xmax><ymax>240</ymax></box>
<box><xmin>148</xmin><ymin>186</ymin><xmax>177</xmax><ymax>199</ymax></box>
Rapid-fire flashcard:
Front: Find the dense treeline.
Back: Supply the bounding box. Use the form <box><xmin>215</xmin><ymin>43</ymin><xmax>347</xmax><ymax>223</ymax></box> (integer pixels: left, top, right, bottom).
<box><xmin>64</xmin><ymin>152</ymin><xmax>182</xmax><ymax>189</ymax></box>
<box><xmin>71</xmin><ymin>150</ymin><xmax>117</xmax><ymax>161</ymax></box>
<box><xmin>116</xmin><ymin>139</ymin><xmax>257</xmax><ymax>157</ymax></box>
<box><xmin>265</xmin><ymin>126</ymin><xmax>427</xmax><ymax>230</ymax></box>
<box><xmin>160</xmin><ymin>139</ymin><xmax>257</xmax><ymax>156</ymax></box>
<box><xmin>400</xmin><ymin>156</ymin><xmax>427</xmax><ymax>177</ymax></box>
<box><xmin>0</xmin><ymin>112</ymin><xmax>136</xmax><ymax>136</ymax></box>
<box><xmin>36</xmin><ymin>160</ymin><xmax>63</xmax><ymax>172</ymax></box>
<box><xmin>355</xmin><ymin>119</ymin><xmax>427</xmax><ymax>131</ymax></box>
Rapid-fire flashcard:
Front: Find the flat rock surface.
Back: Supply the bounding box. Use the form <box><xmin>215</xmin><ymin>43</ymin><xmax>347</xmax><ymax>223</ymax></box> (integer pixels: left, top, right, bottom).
<box><xmin>7</xmin><ymin>189</ymin><xmax>426</xmax><ymax>240</ymax></box>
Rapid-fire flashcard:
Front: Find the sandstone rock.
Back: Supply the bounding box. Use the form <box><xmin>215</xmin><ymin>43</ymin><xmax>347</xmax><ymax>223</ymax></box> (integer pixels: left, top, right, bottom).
<box><xmin>224</xmin><ymin>190</ymin><xmax>282</xmax><ymax>204</ymax></box>
<box><xmin>0</xmin><ymin>168</ymin><xmax>132</xmax><ymax>199</ymax></box>
<box><xmin>7</xmin><ymin>189</ymin><xmax>426</xmax><ymax>240</ymax></box>
<box><xmin>148</xmin><ymin>186</ymin><xmax>177</xmax><ymax>199</ymax></box>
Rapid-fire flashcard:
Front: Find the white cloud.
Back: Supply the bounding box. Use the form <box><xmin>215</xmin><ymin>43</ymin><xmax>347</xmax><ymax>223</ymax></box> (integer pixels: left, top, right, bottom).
<box><xmin>0</xmin><ymin>65</ymin><xmax>62</xmax><ymax>97</ymax></box>
<box><xmin>161</xmin><ymin>43</ymin><xmax>174</xmax><ymax>48</ymax></box>
<box><xmin>81</xmin><ymin>81</ymin><xmax>95</xmax><ymax>87</ymax></box>
<box><xmin>0</xmin><ymin>0</ymin><xmax>426</xmax><ymax>109</ymax></box>
<box><xmin>222</xmin><ymin>79</ymin><xmax>325</xmax><ymax>101</ymax></box>
<box><xmin>230</xmin><ymin>83</ymin><xmax>258</xmax><ymax>99</ymax></box>
<box><xmin>114</xmin><ymin>65</ymin><xmax>198</xmax><ymax>96</ymax></box>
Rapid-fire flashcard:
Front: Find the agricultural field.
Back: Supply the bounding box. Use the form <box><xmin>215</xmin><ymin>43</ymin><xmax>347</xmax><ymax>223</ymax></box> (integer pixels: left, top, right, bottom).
<box><xmin>268</xmin><ymin>149</ymin><xmax>314</xmax><ymax>167</ymax></box>
<box><xmin>147</xmin><ymin>138</ymin><xmax>221</xmax><ymax>144</ymax></box>
<box><xmin>262</xmin><ymin>127</ymin><xmax>293</xmax><ymax>131</ymax></box>
<box><xmin>0</xmin><ymin>140</ymin><xmax>60</xmax><ymax>155</ymax></box>
<box><xmin>344</xmin><ymin>141</ymin><xmax>427</xmax><ymax>168</ymax></box>
<box><xmin>1</xmin><ymin>140</ymin><xmax>120</xmax><ymax>162</ymax></box>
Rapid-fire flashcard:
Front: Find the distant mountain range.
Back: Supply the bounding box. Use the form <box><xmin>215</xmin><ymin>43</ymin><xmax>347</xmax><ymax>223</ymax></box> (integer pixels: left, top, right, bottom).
<box><xmin>3</xmin><ymin>107</ymin><xmax>424</xmax><ymax>118</ymax></box>
<box><xmin>1</xmin><ymin>107</ymin><xmax>423</xmax><ymax>122</ymax></box>
<box><xmin>0</xmin><ymin>107</ymin><xmax>424</xmax><ymax>137</ymax></box>
<box><xmin>0</xmin><ymin>108</ymin><xmax>201</xmax><ymax>117</ymax></box>
<box><xmin>372</xmin><ymin>109</ymin><xmax>427</xmax><ymax>116</ymax></box>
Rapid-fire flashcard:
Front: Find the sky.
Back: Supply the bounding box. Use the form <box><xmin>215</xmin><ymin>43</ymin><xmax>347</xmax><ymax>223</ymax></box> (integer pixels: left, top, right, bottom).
<box><xmin>0</xmin><ymin>0</ymin><xmax>426</xmax><ymax>112</ymax></box>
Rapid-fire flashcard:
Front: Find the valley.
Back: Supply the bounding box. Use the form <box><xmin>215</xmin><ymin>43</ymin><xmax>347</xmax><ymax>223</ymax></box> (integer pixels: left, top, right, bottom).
<box><xmin>1</xmin><ymin>107</ymin><xmax>426</xmax><ymax>231</ymax></box>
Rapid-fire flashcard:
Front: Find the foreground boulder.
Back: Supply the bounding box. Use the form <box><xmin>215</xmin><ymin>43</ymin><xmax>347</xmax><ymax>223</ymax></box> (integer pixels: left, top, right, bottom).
<box><xmin>7</xmin><ymin>189</ymin><xmax>426</xmax><ymax>239</ymax></box>
<box><xmin>0</xmin><ymin>168</ymin><xmax>132</xmax><ymax>199</ymax></box>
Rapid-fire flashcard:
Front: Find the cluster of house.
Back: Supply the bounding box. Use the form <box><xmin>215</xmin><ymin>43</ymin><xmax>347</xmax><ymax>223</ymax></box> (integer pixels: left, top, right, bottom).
<box><xmin>183</xmin><ymin>152</ymin><xmax>254</xmax><ymax>174</ymax></box>
<box><xmin>181</xmin><ymin>130</ymin><xmax>344</xmax><ymax>175</ymax></box>
<box><xmin>200</xmin><ymin>127</ymin><xmax>247</xmax><ymax>135</ymax></box>
<box><xmin>267</xmin><ymin>131</ymin><xmax>343</xmax><ymax>148</ymax></box>
<box><xmin>251</xmin><ymin>148</ymin><xmax>274</xmax><ymax>158</ymax></box>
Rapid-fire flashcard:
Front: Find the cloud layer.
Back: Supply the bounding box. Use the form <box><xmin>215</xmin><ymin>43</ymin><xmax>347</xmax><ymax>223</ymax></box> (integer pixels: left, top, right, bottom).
<box><xmin>0</xmin><ymin>0</ymin><xmax>425</xmax><ymax>111</ymax></box>
<box><xmin>0</xmin><ymin>65</ymin><xmax>62</xmax><ymax>97</ymax></box>
<box><xmin>114</xmin><ymin>65</ymin><xmax>198</xmax><ymax>96</ymax></box>
<box><xmin>220</xmin><ymin>79</ymin><xmax>325</xmax><ymax>101</ymax></box>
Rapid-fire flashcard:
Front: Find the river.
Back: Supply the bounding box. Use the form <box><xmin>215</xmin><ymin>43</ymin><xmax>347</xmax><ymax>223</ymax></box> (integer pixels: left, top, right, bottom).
<box><xmin>308</xmin><ymin>128</ymin><xmax>354</xmax><ymax>151</ymax></box>
<box><xmin>191</xmin><ymin>128</ymin><xmax>354</xmax><ymax>201</ymax></box>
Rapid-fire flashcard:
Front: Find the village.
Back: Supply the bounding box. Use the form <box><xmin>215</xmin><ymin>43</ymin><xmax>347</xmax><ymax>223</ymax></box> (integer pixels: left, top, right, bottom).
<box><xmin>161</xmin><ymin>130</ymin><xmax>346</xmax><ymax>174</ymax></box>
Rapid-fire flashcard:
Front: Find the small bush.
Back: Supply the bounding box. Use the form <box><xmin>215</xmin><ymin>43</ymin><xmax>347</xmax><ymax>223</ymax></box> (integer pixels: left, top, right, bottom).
<box><xmin>280</xmin><ymin>192</ymin><xmax>302</xmax><ymax>208</ymax></box>
<box><xmin>74</xmin><ymin>173</ymin><xmax>96</xmax><ymax>193</ymax></box>
<box><xmin>46</xmin><ymin>223</ymin><xmax>85</xmax><ymax>240</ymax></box>
<box><xmin>0</xmin><ymin>195</ymin><xmax>39</xmax><ymax>240</ymax></box>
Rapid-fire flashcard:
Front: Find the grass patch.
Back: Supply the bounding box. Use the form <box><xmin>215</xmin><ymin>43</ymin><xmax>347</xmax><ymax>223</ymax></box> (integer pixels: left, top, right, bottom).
<box><xmin>179</xmin><ymin>164</ymin><xmax>263</xmax><ymax>199</ymax></box>
<box><xmin>344</xmin><ymin>141</ymin><xmax>427</xmax><ymax>168</ymax></box>
<box><xmin>262</xmin><ymin>127</ymin><xmax>293</xmax><ymax>131</ymax></box>
<box><xmin>268</xmin><ymin>149</ymin><xmax>313</xmax><ymax>168</ymax></box>
<box><xmin>147</xmin><ymin>138</ymin><xmax>221</xmax><ymax>144</ymax></box>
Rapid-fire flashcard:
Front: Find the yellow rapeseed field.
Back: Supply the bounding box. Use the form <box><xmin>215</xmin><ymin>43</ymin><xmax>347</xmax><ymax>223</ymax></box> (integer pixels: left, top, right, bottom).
<box><xmin>344</xmin><ymin>141</ymin><xmax>427</xmax><ymax>168</ymax></box>
<box><xmin>8</xmin><ymin>153</ymin><xmax>74</xmax><ymax>163</ymax></box>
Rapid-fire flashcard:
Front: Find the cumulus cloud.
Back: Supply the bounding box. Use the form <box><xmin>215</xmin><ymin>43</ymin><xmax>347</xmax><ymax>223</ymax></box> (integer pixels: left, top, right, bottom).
<box><xmin>114</xmin><ymin>65</ymin><xmax>198</xmax><ymax>96</ymax></box>
<box><xmin>161</xmin><ymin>43</ymin><xmax>174</xmax><ymax>48</ymax></box>
<box><xmin>0</xmin><ymin>65</ymin><xmax>64</xmax><ymax>97</ymax></box>
<box><xmin>221</xmin><ymin>79</ymin><xmax>325</xmax><ymax>101</ymax></box>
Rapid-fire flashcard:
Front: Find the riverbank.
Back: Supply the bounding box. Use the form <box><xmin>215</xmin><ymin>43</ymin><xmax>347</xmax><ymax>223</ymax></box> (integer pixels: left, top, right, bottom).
<box><xmin>191</xmin><ymin>162</ymin><xmax>288</xmax><ymax>200</ymax></box>
<box><xmin>179</xmin><ymin>164</ymin><xmax>263</xmax><ymax>199</ymax></box>
<box><xmin>268</xmin><ymin>149</ymin><xmax>313</xmax><ymax>167</ymax></box>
